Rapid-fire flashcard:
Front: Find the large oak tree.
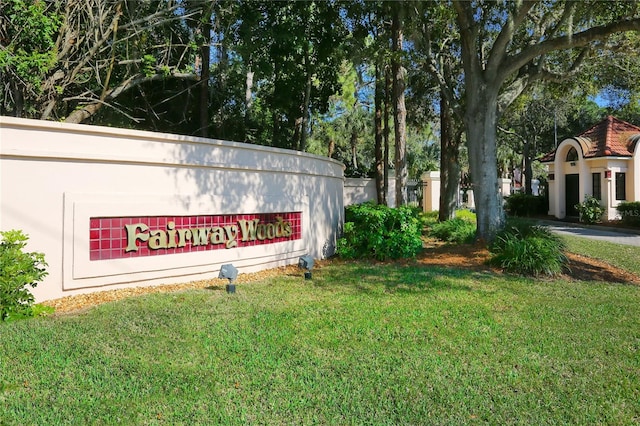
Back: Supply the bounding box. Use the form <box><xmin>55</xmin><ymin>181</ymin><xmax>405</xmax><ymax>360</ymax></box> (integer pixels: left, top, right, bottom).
<box><xmin>452</xmin><ymin>0</ymin><xmax>640</xmax><ymax>242</ymax></box>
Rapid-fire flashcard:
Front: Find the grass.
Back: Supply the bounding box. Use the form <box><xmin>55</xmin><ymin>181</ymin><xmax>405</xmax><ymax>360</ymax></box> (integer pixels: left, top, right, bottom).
<box><xmin>1</xmin><ymin>260</ymin><xmax>640</xmax><ymax>424</ymax></box>
<box><xmin>562</xmin><ymin>234</ymin><xmax>640</xmax><ymax>276</ymax></box>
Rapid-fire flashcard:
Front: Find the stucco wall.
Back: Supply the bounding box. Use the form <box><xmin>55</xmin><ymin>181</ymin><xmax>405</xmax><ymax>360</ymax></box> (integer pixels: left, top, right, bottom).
<box><xmin>546</xmin><ymin>141</ymin><xmax>635</xmax><ymax>220</ymax></box>
<box><xmin>343</xmin><ymin>178</ymin><xmax>397</xmax><ymax>207</ymax></box>
<box><xmin>0</xmin><ymin>117</ymin><xmax>344</xmax><ymax>302</ymax></box>
<box><xmin>421</xmin><ymin>171</ymin><xmax>440</xmax><ymax>212</ymax></box>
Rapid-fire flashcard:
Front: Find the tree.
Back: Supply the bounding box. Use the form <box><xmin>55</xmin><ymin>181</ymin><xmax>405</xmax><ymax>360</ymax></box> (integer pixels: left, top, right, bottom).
<box><xmin>452</xmin><ymin>1</ymin><xmax>640</xmax><ymax>242</ymax></box>
<box><xmin>406</xmin><ymin>125</ymin><xmax>439</xmax><ymax>180</ymax></box>
<box><xmin>1</xmin><ymin>0</ymin><xmax>200</xmax><ymax>123</ymax></box>
<box><xmin>306</xmin><ymin>60</ymin><xmax>374</xmax><ymax>177</ymax></box>
<box><xmin>0</xmin><ymin>0</ymin><xmax>60</xmax><ymax>117</ymax></box>
<box><xmin>438</xmin><ymin>93</ymin><xmax>464</xmax><ymax>219</ymax></box>
<box><xmin>233</xmin><ymin>1</ymin><xmax>347</xmax><ymax>150</ymax></box>
<box><xmin>411</xmin><ymin>1</ymin><xmax>467</xmax><ymax>221</ymax></box>
<box><xmin>391</xmin><ymin>2</ymin><xmax>408</xmax><ymax>206</ymax></box>
<box><xmin>343</xmin><ymin>0</ymin><xmax>401</xmax><ymax>205</ymax></box>
<box><xmin>195</xmin><ymin>2</ymin><xmax>213</xmax><ymax>138</ymax></box>
<box><xmin>353</xmin><ymin>2</ymin><xmax>392</xmax><ymax>205</ymax></box>
<box><xmin>374</xmin><ymin>59</ymin><xmax>386</xmax><ymax>203</ymax></box>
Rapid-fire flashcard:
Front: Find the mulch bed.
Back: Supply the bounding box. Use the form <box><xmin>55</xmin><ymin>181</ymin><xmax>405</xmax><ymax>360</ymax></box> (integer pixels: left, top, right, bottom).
<box><xmin>417</xmin><ymin>240</ymin><xmax>640</xmax><ymax>285</ymax></box>
<box><xmin>42</xmin><ymin>264</ymin><xmax>304</xmax><ymax>315</ymax></box>
<box><xmin>43</xmin><ymin>243</ymin><xmax>640</xmax><ymax>315</ymax></box>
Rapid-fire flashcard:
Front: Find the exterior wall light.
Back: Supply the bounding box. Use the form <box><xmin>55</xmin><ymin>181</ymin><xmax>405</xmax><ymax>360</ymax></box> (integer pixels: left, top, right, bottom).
<box><xmin>219</xmin><ymin>264</ymin><xmax>238</xmax><ymax>293</ymax></box>
<box><xmin>298</xmin><ymin>255</ymin><xmax>314</xmax><ymax>280</ymax></box>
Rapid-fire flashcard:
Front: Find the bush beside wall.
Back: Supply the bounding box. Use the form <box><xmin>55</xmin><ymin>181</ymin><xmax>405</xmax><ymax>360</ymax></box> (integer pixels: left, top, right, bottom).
<box><xmin>617</xmin><ymin>202</ymin><xmax>640</xmax><ymax>227</ymax></box>
<box><xmin>504</xmin><ymin>193</ymin><xmax>546</xmax><ymax>217</ymax></box>
<box><xmin>336</xmin><ymin>203</ymin><xmax>423</xmax><ymax>261</ymax></box>
<box><xmin>0</xmin><ymin>230</ymin><xmax>49</xmax><ymax>321</ymax></box>
<box><xmin>428</xmin><ymin>218</ymin><xmax>476</xmax><ymax>244</ymax></box>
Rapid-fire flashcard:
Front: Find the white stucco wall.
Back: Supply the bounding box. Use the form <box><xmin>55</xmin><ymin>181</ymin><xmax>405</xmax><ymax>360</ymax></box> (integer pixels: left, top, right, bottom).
<box><xmin>343</xmin><ymin>177</ymin><xmax>397</xmax><ymax>207</ymax></box>
<box><xmin>0</xmin><ymin>117</ymin><xmax>344</xmax><ymax>302</ymax></box>
<box><xmin>421</xmin><ymin>171</ymin><xmax>440</xmax><ymax>212</ymax></box>
<box><xmin>546</xmin><ymin>138</ymin><xmax>634</xmax><ymax>220</ymax></box>
<box><xmin>632</xmin><ymin>142</ymin><xmax>640</xmax><ymax>203</ymax></box>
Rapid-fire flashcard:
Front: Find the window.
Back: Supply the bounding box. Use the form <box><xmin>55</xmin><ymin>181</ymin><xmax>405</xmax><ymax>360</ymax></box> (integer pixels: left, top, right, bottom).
<box><xmin>616</xmin><ymin>172</ymin><xmax>626</xmax><ymax>201</ymax></box>
<box><xmin>592</xmin><ymin>173</ymin><xmax>601</xmax><ymax>200</ymax></box>
<box><xmin>566</xmin><ymin>147</ymin><xmax>578</xmax><ymax>161</ymax></box>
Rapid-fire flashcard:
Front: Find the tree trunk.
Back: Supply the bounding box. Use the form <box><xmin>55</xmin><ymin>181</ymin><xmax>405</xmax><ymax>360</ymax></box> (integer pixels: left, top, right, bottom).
<box><xmin>293</xmin><ymin>117</ymin><xmax>302</xmax><ymax>149</ymax></box>
<box><xmin>392</xmin><ymin>3</ymin><xmax>407</xmax><ymax>206</ymax></box>
<box><xmin>374</xmin><ymin>61</ymin><xmax>384</xmax><ymax>204</ymax></box>
<box><xmin>271</xmin><ymin>59</ymin><xmax>281</xmax><ymax>147</ymax></box>
<box><xmin>65</xmin><ymin>102</ymin><xmax>103</xmax><ymax>124</ymax></box>
<box><xmin>327</xmin><ymin>138</ymin><xmax>335</xmax><ymax>158</ymax></box>
<box><xmin>215</xmin><ymin>38</ymin><xmax>228</xmax><ymax>139</ymax></box>
<box><xmin>383</xmin><ymin>65</ymin><xmax>391</xmax><ymax>206</ymax></box>
<box><xmin>439</xmin><ymin>92</ymin><xmax>460</xmax><ymax>221</ymax></box>
<box><xmin>12</xmin><ymin>81</ymin><xmax>24</xmax><ymax>117</ymax></box>
<box><xmin>350</xmin><ymin>129</ymin><xmax>358</xmax><ymax>171</ymax></box>
<box><xmin>299</xmin><ymin>50</ymin><xmax>312</xmax><ymax>152</ymax></box>
<box><xmin>199</xmin><ymin>23</ymin><xmax>211</xmax><ymax>138</ymax></box>
<box><xmin>464</xmin><ymin>86</ymin><xmax>505</xmax><ymax>243</ymax></box>
<box><xmin>523</xmin><ymin>139</ymin><xmax>533</xmax><ymax>195</ymax></box>
<box><xmin>244</xmin><ymin>66</ymin><xmax>254</xmax><ymax>142</ymax></box>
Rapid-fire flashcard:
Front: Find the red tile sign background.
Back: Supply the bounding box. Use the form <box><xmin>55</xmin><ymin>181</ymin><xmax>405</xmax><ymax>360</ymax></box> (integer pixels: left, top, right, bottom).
<box><xmin>89</xmin><ymin>212</ymin><xmax>302</xmax><ymax>261</ymax></box>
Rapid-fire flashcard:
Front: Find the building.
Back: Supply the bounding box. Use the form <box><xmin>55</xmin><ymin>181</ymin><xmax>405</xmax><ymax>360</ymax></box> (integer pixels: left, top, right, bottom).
<box><xmin>541</xmin><ymin>116</ymin><xmax>640</xmax><ymax>220</ymax></box>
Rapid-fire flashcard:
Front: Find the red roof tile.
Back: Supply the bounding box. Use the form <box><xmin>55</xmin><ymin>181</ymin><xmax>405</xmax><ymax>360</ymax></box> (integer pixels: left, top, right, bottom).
<box><xmin>540</xmin><ymin>116</ymin><xmax>640</xmax><ymax>162</ymax></box>
<box><xmin>578</xmin><ymin>115</ymin><xmax>640</xmax><ymax>157</ymax></box>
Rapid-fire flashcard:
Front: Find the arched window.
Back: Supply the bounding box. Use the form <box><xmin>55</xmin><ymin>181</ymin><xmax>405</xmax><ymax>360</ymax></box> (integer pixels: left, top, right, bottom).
<box><xmin>566</xmin><ymin>147</ymin><xmax>578</xmax><ymax>162</ymax></box>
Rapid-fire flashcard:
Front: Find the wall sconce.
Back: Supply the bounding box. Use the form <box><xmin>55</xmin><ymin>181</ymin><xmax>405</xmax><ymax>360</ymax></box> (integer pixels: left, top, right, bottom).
<box><xmin>605</xmin><ymin>170</ymin><xmax>612</xmax><ymax>179</ymax></box>
<box><xmin>570</xmin><ymin>161</ymin><xmax>576</xmax><ymax>166</ymax></box>
<box><xmin>219</xmin><ymin>263</ymin><xmax>238</xmax><ymax>293</ymax></box>
<box><xmin>298</xmin><ymin>255</ymin><xmax>314</xmax><ymax>280</ymax></box>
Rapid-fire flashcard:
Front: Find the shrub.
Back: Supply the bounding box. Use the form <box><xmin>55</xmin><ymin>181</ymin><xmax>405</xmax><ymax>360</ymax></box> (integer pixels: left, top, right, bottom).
<box><xmin>336</xmin><ymin>202</ymin><xmax>423</xmax><ymax>261</ymax></box>
<box><xmin>429</xmin><ymin>218</ymin><xmax>476</xmax><ymax>244</ymax></box>
<box><xmin>419</xmin><ymin>210</ymin><xmax>440</xmax><ymax>228</ymax></box>
<box><xmin>488</xmin><ymin>220</ymin><xmax>566</xmax><ymax>276</ymax></box>
<box><xmin>0</xmin><ymin>230</ymin><xmax>49</xmax><ymax>322</ymax></box>
<box><xmin>455</xmin><ymin>209</ymin><xmax>477</xmax><ymax>222</ymax></box>
<box><xmin>616</xmin><ymin>202</ymin><xmax>640</xmax><ymax>227</ymax></box>
<box><xmin>504</xmin><ymin>193</ymin><xmax>546</xmax><ymax>217</ymax></box>
<box><xmin>575</xmin><ymin>195</ymin><xmax>604</xmax><ymax>224</ymax></box>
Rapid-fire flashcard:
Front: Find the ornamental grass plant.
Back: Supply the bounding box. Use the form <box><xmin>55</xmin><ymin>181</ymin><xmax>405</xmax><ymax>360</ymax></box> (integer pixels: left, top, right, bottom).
<box><xmin>489</xmin><ymin>219</ymin><xmax>567</xmax><ymax>276</ymax></box>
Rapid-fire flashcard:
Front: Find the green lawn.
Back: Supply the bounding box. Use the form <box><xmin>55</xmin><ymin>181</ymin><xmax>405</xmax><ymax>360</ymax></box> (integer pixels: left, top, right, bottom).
<box><xmin>1</xmin><ymin>257</ymin><xmax>639</xmax><ymax>425</ymax></box>
<box><xmin>562</xmin><ymin>234</ymin><xmax>640</xmax><ymax>276</ymax></box>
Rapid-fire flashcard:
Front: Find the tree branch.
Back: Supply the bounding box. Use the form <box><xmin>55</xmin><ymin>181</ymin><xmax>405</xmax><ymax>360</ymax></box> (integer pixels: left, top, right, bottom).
<box><xmin>453</xmin><ymin>1</ymin><xmax>481</xmax><ymax>78</ymax></box>
<box><xmin>502</xmin><ymin>17</ymin><xmax>640</xmax><ymax>79</ymax></box>
<box><xmin>537</xmin><ymin>46</ymin><xmax>591</xmax><ymax>83</ymax></box>
<box><xmin>498</xmin><ymin>125</ymin><xmax>527</xmax><ymax>143</ymax></box>
<box><xmin>64</xmin><ymin>70</ymin><xmax>197</xmax><ymax>123</ymax></box>
<box><xmin>487</xmin><ymin>1</ymin><xmax>536</xmax><ymax>75</ymax></box>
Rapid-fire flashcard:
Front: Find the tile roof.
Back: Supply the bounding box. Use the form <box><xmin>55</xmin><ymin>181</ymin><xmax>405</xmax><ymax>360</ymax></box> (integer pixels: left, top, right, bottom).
<box><xmin>539</xmin><ymin>116</ymin><xmax>640</xmax><ymax>162</ymax></box>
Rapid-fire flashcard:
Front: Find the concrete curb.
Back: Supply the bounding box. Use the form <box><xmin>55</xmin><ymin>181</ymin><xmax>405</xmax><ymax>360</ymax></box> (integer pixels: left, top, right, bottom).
<box><xmin>534</xmin><ymin>219</ymin><xmax>640</xmax><ymax>236</ymax></box>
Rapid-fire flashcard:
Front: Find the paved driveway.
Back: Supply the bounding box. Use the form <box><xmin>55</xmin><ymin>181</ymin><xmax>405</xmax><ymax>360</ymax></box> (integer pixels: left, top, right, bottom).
<box><xmin>543</xmin><ymin>224</ymin><xmax>640</xmax><ymax>247</ymax></box>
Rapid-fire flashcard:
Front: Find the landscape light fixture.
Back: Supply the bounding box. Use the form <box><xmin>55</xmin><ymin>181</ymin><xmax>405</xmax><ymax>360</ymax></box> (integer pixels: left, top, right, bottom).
<box><xmin>298</xmin><ymin>255</ymin><xmax>314</xmax><ymax>280</ymax></box>
<box><xmin>219</xmin><ymin>263</ymin><xmax>238</xmax><ymax>294</ymax></box>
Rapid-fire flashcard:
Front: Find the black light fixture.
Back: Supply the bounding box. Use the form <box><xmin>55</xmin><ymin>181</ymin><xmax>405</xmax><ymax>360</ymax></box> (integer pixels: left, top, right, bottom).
<box><xmin>219</xmin><ymin>263</ymin><xmax>238</xmax><ymax>293</ymax></box>
<box><xmin>298</xmin><ymin>255</ymin><xmax>314</xmax><ymax>280</ymax></box>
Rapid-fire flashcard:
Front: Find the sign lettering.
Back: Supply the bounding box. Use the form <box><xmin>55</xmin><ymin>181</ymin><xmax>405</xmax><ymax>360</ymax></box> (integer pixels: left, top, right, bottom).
<box><xmin>89</xmin><ymin>212</ymin><xmax>301</xmax><ymax>261</ymax></box>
